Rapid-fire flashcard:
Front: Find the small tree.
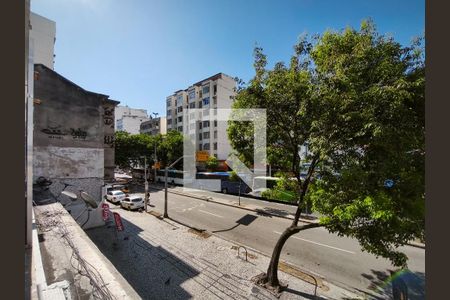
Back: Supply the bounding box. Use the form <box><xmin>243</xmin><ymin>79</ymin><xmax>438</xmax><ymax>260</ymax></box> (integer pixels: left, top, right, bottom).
<box><xmin>205</xmin><ymin>156</ymin><xmax>219</xmax><ymax>171</ymax></box>
<box><xmin>228</xmin><ymin>20</ymin><xmax>424</xmax><ymax>293</ymax></box>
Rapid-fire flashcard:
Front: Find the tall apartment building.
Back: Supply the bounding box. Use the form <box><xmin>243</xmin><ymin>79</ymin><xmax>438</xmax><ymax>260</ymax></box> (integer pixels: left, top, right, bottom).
<box><xmin>166</xmin><ymin>73</ymin><xmax>236</xmax><ymax>162</ymax></box>
<box><xmin>29</xmin><ymin>12</ymin><xmax>56</xmax><ymax>69</ymax></box>
<box><xmin>115</xmin><ymin>105</ymin><xmax>149</xmax><ymax>134</ymax></box>
<box><xmin>140</xmin><ymin>117</ymin><xmax>167</xmax><ymax>136</ymax></box>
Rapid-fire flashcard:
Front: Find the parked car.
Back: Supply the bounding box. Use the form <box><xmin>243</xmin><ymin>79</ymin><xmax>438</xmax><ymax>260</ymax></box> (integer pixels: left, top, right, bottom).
<box><xmin>220</xmin><ymin>180</ymin><xmax>251</xmax><ymax>195</ymax></box>
<box><xmin>120</xmin><ymin>195</ymin><xmax>144</xmax><ymax>210</ymax></box>
<box><xmin>106</xmin><ymin>190</ymin><xmax>126</xmax><ymax>204</ymax></box>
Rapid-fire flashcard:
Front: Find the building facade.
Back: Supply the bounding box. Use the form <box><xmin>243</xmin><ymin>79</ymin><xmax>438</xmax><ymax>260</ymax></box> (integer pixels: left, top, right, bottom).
<box><xmin>32</xmin><ymin>64</ymin><xmax>119</xmax><ymax>229</ymax></box>
<box><xmin>140</xmin><ymin>117</ymin><xmax>167</xmax><ymax>136</ymax></box>
<box><xmin>166</xmin><ymin>73</ymin><xmax>236</xmax><ymax>163</ymax></box>
<box><xmin>115</xmin><ymin>105</ymin><xmax>149</xmax><ymax>134</ymax></box>
<box><xmin>29</xmin><ymin>12</ymin><xmax>56</xmax><ymax>69</ymax></box>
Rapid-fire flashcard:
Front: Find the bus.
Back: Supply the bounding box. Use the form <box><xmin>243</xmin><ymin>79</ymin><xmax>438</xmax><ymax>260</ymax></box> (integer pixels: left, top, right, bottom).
<box><xmin>155</xmin><ymin>169</ymin><xmax>185</xmax><ymax>185</ymax></box>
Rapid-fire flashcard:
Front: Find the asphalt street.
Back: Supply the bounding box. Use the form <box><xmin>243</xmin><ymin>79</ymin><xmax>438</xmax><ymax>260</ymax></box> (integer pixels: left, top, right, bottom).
<box><xmin>113</xmin><ymin>188</ymin><xmax>425</xmax><ymax>298</ymax></box>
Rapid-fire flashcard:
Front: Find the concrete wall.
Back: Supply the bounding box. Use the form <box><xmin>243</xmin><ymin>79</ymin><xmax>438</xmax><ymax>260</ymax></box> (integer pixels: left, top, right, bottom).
<box><xmin>33</xmin><ymin>64</ymin><xmax>107</xmax><ymax>229</ymax></box>
<box><xmin>103</xmin><ymin>100</ymin><xmax>118</xmax><ymax>181</ymax></box>
<box><xmin>30</xmin><ymin>12</ymin><xmax>55</xmax><ymax>69</ymax></box>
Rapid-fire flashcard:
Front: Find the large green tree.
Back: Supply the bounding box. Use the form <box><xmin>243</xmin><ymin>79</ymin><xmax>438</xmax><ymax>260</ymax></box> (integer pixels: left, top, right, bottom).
<box><xmin>114</xmin><ymin>130</ymin><xmax>184</xmax><ymax>170</ymax></box>
<box><xmin>228</xmin><ymin>20</ymin><xmax>424</xmax><ymax>292</ymax></box>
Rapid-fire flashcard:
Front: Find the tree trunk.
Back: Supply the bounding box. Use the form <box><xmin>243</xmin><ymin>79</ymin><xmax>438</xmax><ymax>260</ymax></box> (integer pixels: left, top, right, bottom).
<box><xmin>256</xmin><ymin>223</ymin><xmax>322</xmax><ymax>290</ymax></box>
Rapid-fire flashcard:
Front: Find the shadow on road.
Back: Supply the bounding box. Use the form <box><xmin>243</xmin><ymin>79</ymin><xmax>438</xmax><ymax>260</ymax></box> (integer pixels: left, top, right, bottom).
<box><xmin>212</xmin><ymin>214</ymin><xmax>258</xmax><ymax>233</ymax></box>
<box><xmin>361</xmin><ymin>269</ymin><xmax>425</xmax><ymax>300</ymax></box>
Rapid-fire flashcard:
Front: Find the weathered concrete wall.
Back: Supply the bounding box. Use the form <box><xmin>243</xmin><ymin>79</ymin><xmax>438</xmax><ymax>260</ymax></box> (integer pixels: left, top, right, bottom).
<box><xmin>33</xmin><ymin>64</ymin><xmax>104</xmax><ymax>150</ymax></box>
<box><xmin>33</xmin><ymin>64</ymin><xmax>108</xmax><ymax>229</ymax></box>
<box><xmin>102</xmin><ymin>100</ymin><xmax>117</xmax><ymax>181</ymax></box>
<box><xmin>33</xmin><ymin>146</ymin><xmax>104</xmax><ymax>179</ymax></box>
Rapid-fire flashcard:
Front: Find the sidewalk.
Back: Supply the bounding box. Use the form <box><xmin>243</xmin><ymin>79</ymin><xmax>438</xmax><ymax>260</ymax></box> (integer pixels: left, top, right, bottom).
<box><xmin>86</xmin><ymin>205</ymin><xmax>362</xmax><ymax>299</ymax></box>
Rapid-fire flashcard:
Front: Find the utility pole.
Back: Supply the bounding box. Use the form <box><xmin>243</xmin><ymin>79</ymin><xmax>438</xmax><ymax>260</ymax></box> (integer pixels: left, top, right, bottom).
<box><xmin>152</xmin><ymin>112</ymin><xmax>159</xmax><ymax>183</ymax></box>
<box><xmin>141</xmin><ymin>156</ymin><xmax>148</xmax><ymax>212</ymax></box>
<box><xmin>163</xmin><ymin>155</ymin><xmax>185</xmax><ymax>218</ymax></box>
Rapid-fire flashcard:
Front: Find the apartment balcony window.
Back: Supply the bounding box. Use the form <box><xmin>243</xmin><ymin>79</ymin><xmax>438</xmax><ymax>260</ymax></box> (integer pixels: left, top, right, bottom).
<box><xmin>199</xmin><ymin>122</ymin><xmax>202</xmax><ymax>129</ymax></box>
<box><xmin>214</xmin><ymin>131</ymin><xmax>217</xmax><ymax>139</ymax></box>
<box><xmin>189</xmin><ymin>102</ymin><xmax>195</xmax><ymax>109</ymax></box>
<box><xmin>176</xmin><ymin>95</ymin><xmax>183</xmax><ymax>106</ymax></box>
<box><xmin>177</xmin><ymin>106</ymin><xmax>183</xmax><ymax>113</ymax></box>
<box><xmin>213</xmin><ymin>143</ymin><xmax>217</xmax><ymax>150</ymax></box>
<box><xmin>178</xmin><ymin>126</ymin><xmax>183</xmax><ymax>132</ymax></box>
<box><xmin>214</xmin><ymin>120</ymin><xmax>217</xmax><ymax>127</ymax></box>
<box><xmin>213</xmin><ymin>85</ymin><xmax>217</xmax><ymax>95</ymax></box>
<box><xmin>167</xmin><ymin>99</ymin><xmax>172</xmax><ymax>106</ymax></box>
<box><xmin>167</xmin><ymin>120</ymin><xmax>172</xmax><ymax>125</ymax></box>
<box><xmin>203</xmin><ymin>97</ymin><xmax>210</xmax><ymax>106</ymax></box>
<box><xmin>189</xmin><ymin>90</ymin><xmax>195</xmax><ymax>100</ymax></box>
<box><xmin>167</xmin><ymin>110</ymin><xmax>172</xmax><ymax>116</ymax></box>
<box><xmin>199</xmin><ymin>90</ymin><xmax>203</xmax><ymax>98</ymax></box>
<box><xmin>203</xmin><ymin>143</ymin><xmax>210</xmax><ymax>150</ymax></box>
<box><xmin>202</xmin><ymin>85</ymin><xmax>210</xmax><ymax>95</ymax></box>
<box><xmin>203</xmin><ymin>121</ymin><xmax>210</xmax><ymax>128</ymax></box>
<box><xmin>199</xmin><ymin>133</ymin><xmax>202</xmax><ymax>141</ymax></box>
<box><xmin>203</xmin><ymin>131</ymin><xmax>210</xmax><ymax>139</ymax></box>
<box><xmin>178</xmin><ymin>116</ymin><xmax>183</xmax><ymax>122</ymax></box>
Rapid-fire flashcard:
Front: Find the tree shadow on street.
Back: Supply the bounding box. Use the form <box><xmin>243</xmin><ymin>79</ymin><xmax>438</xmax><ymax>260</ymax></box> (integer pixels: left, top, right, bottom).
<box><xmin>361</xmin><ymin>269</ymin><xmax>425</xmax><ymax>300</ymax></box>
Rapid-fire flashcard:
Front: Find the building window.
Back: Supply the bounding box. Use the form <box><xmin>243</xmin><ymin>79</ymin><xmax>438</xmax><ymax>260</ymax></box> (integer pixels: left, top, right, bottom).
<box><xmin>190</xmin><ymin>102</ymin><xmax>195</xmax><ymax>108</ymax></box>
<box><xmin>177</xmin><ymin>106</ymin><xmax>183</xmax><ymax>113</ymax></box>
<box><xmin>214</xmin><ymin>131</ymin><xmax>217</xmax><ymax>139</ymax></box>
<box><xmin>213</xmin><ymin>85</ymin><xmax>217</xmax><ymax>95</ymax></box>
<box><xmin>214</xmin><ymin>154</ymin><xmax>218</xmax><ymax>158</ymax></box>
<box><xmin>203</xmin><ymin>109</ymin><xmax>209</xmax><ymax>116</ymax></box>
<box><xmin>176</xmin><ymin>95</ymin><xmax>184</xmax><ymax>107</ymax></box>
<box><xmin>178</xmin><ymin>126</ymin><xmax>183</xmax><ymax>132</ymax></box>
<box><xmin>203</xmin><ymin>143</ymin><xmax>210</xmax><ymax>150</ymax></box>
<box><xmin>198</xmin><ymin>101</ymin><xmax>202</xmax><ymax>108</ymax></box>
<box><xmin>167</xmin><ymin>99</ymin><xmax>172</xmax><ymax>106</ymax></box>
<box><xmin>199</xmin><ymin>144</ymin><xmax>202</xmax><ymax>151</ymax></box>
<box><xmin>214</xmin><ymin>120</ymin><xmax>217</xmax><ymax>127</ymax></box>
<box><xmin>213</xmin><ymin>142</ymin><xmax>217</xmax><ymax>150</ymax></box>
<box><xmin>203</xmin><ymin>97</ymin><xmax>210</xmax><ymax>106</ymax></box>
<box><xmin>202</xmin><ymin>85</ymin><xmax>210</xmax><ymax>95</ymax></box>
<box><xmin>203</xmin><ymin>121</ymin><xmax>210</xmax><ymax>128</ymax></box>
<box><xmin>167</xmin><ymin>109</ymin><xmax>171</xmax><ymax>116</ymax></box>
<box><xmin>199</xmin><ymin>133</ymin><xmax>202</xmax><ymax>140</ymax></box>
<box><xmin>203</xmin><ymin>132</ymin><xmax>210</xmax><ymax>139</ymax></box>
<box><xmin>189</xmin><ymin>90</ymin><xmax>195</xmax><ymax>99</ymax></box>
<box><xmin>199</xmin><ymin>122</ymin><xmax>202</xmax><ymax>129</ymax></box>
<box><xmin>178</xmin><ymin>116</ymin><xmax>183</xmax><ymax>122</ymax></box>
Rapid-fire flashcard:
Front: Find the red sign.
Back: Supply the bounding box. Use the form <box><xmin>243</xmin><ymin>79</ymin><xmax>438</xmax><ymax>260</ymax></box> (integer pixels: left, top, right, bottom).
<box><xmin>113</xmin><ymin>212</ymin><xmax>124</xmax><ymax>231</ymax></box>
<box><xmin>102</xmin><ymin>203</ymin><xmax>110</xmax><ymax>221</ymax></box>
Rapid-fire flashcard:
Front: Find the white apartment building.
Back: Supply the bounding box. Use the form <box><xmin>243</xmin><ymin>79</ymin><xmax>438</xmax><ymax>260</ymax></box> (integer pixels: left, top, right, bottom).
<box><xmin>115</xmin><ymin>105</ymin><xmax>149</xmax><ymax>134</ymax></box>
<box><xmin>166</xmin><ymin>73</ymin><xmax>236</xmax><ymax>162</ymax></box>
<box><xmin>140</xmin><ymin>117</ymin><xmax>167</xmax><ymax>136</ymax></box>
<box><xmin>30</xmin><ymin>12</ymin><xmax>56</xmax><ymax>69</ymax></box>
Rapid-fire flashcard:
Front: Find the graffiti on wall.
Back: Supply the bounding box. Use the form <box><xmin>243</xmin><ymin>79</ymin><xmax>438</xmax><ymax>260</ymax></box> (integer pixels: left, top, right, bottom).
<box><xmin>104</xmin><ymin>106</ymin><xmax>115</xmax><ymax>129</ymax></box>
<box><xmin>104</xmin><ymin>135</ymin><xmax>115</xmax><ymax>147</ymax></box>
<box><xmin>41</xmin><ymin>125</ymin><xmax>88</xmax><ymax>140</ymax></box>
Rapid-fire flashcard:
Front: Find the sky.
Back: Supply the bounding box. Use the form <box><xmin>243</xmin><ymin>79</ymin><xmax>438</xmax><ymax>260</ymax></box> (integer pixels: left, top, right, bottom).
<box><xmin>31</xmin><ymin>0</ymin><xmax>425</xmax><ymax>116</ymax></box>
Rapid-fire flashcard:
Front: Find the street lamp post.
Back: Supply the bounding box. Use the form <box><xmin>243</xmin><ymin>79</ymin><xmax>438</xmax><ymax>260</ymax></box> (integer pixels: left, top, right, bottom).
<box><xmin>163</xmin><ymin>155</ymin><xmax>185</xmax><ymax>218</ymax></box>
<box><xmin>152</xmin><ymin>112</ymin><xmax>159</xmax><ymax>183</ymax></box>
<box><xmin>141</xmin><ymin>156</ymin><xmax>148</xmax><ymax>212</ymax></box>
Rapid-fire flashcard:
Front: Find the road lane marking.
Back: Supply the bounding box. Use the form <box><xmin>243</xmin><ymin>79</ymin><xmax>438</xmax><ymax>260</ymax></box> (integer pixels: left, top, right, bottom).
<box><xmin>273</xmin><ymin>231</ymin><xmax>355</xmax><ymax>254</ymax></box>
<box><xmin>198</xmin><ymin>209</ymin><xmax>224</xmax><ymax>218</ymax></box>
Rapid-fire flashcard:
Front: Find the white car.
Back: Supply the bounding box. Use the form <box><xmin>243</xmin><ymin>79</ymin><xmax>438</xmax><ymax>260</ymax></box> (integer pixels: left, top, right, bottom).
<box><xmin>120</xmin><ymin>195</ymin><xmax>144</xmax><ymax>210</ymax></box>
<box><xmin>106</xmin><ymin>190</ymin><xmax>126</xmax><ymax>204</ymax></box>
